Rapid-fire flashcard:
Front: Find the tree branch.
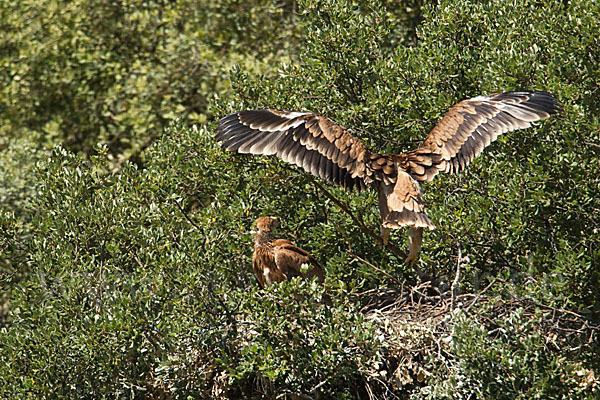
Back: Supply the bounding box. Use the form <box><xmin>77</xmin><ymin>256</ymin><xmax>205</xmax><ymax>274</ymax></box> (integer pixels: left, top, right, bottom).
<box><xmin>451</xmin><ymin>243</ymin><xmax>466</xmax><ymax>310</ymax></box>
<box><xmin>304</xmin><ymin>173</ymin><xmax>408</xmax><ymax>260</ymax></box>
<box><xmin>332</xmin><ymin>221</ymin><xmax>404</xmax><ymax>287</ymax></box>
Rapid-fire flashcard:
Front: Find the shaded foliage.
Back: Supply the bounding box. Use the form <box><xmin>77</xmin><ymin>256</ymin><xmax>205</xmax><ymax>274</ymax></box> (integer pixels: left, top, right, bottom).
<box><xmin>0</xmin><ymin>0</ymin><xmax>301</xmax><ymax>157</ymax></box>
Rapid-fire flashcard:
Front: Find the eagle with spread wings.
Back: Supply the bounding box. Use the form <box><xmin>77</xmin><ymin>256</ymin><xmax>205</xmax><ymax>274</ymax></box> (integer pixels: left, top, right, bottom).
<box><xmin>216</xmin><ymin>91</ymin><xmax>559</xmax><ymax>264</ymax></box>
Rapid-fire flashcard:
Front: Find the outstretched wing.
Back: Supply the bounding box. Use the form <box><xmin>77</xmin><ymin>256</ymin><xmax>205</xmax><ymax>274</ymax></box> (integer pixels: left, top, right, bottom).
<box><xmin>216</xmin><ymin>110</ymin><xmax>374</xmax><ymax>191</ymax></box>
<box><xmin>403</xmin><ymin>91</ymin><xmax>560</xmax><ymax>182</ymax></box>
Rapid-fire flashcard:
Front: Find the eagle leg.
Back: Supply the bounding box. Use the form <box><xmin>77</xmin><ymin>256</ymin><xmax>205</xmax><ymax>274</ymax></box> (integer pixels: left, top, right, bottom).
<box><xmin>405</xmin><ymin>227</ymin><xmax>423</xmax><ymax>265</ymax></box>
<box><xmin>380</xmin><ymin>225</ymin><xmax>391</xmax><ymax>245</ymax></box>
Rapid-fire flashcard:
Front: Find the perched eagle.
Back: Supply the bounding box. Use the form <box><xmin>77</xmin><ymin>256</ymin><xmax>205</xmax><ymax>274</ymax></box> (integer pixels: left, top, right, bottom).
<box><xmin>217</xmin><ymin>91</ymin><xmax>559</xmax><ymax>264</ymax></box>
<box><xmin>251</xmin><ymin>217</ymin><xmax>331</xmax><ymax>304</ymax></box>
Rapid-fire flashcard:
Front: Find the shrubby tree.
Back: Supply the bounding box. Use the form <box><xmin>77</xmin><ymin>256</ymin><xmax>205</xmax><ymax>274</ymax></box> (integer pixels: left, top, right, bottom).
<box><xmin>1</xmin><ymin>0</ymin><xmax>599</xmax><ymax>398</ymax></box>
<box><xmin>0</xmin><ymin>0</ymin><xmax>302</xmax><ymax>220</ymax></box>
<box><xmin>0</xmin><ymin>0</ymin><xmax>301</xmax><ymax>158</ymax></box>
<box><xmin>217</xmin><ymin>0</ymin><xmax>600</xmax><ymax>309</ymax></box>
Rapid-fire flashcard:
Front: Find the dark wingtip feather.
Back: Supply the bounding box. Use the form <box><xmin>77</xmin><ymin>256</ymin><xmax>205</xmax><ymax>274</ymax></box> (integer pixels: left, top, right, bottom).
<box><xmin>214</xmin><ymin>109</ymin><xmax>371</xmax><ymax>193</ymax></box>
<box><xmin>530</xmin><ymin>90</ymin><xmax>561</xmax><ymax>114</ymax></box>
<box><xmin>502</xmin><ymin>90</ymin><xmax>561</xmax><ymax>116</ymax></box>
<box><xmin>215</xmin><ymin>112</ymin><xmax>242</xmax><ymax>140</ymax></box>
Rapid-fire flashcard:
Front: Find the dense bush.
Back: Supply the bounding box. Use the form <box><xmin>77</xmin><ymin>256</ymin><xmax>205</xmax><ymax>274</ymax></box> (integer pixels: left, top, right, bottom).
<box><xmin>0</xmin><ymin>0</ymin><xmax>302</xmax><ymax>220</ymax></box>
<box><xmin>217</xmin><ymin>0</ymin><xmax>600</xmax><ymax>310</ymax></box>
<box><xmin>0</xmin><ymin>124</ymin><xmax>385</xmax><ymax>397</ymax></box>
<box><xmin>0</xmin><ymin>0</ymin><xmax>301</xmax><ymax>158</ymax></box>
<box><xmin>1</xmin><ymin>0</ymin><xmax>599</xmax><ymax>398</ymax></box>
<box><xmin>421</xmin><ymin>305</ymin><xmax>598</xmax><ymax>399</ymax></box>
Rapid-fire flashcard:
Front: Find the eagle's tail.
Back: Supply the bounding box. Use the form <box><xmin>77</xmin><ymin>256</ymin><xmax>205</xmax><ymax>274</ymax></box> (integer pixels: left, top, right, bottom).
<box><xmin>377</xmin><ymin>171</ymin><xmax>434</xmax><ymax>264</ymax></box>
<box><xmin>378</xmin><ymin>171</ymin><xmax>435</xmax><ymax>231</ymax></box>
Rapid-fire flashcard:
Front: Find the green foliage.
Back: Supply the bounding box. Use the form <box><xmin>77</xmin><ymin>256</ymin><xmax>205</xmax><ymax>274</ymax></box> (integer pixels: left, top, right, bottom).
<box><xmin>231</xmin><ymin>281</ymin><xmax>380</xmax><ymax>397</ymax></box>
<box><xmin>0</xmin><ymin>124</ymin><xmax>386</xmax><ymax>397</ymax></box>
<box><xmin>217</xmin><ymin>0</ymin><xmax>600</xmax><ymax>310</ymax></box>
<box><xmin>157</xmin><ymin>280</ymin><xmax>384</xmax><ymax>398</ymax></box>
<box><xmin>2</xmin><ymin>0</ymin><xmax>600</xmax><ymax>398</ymax></box>
<box><xmin>423</xmin><ymin>307</ymin><xmax>599</xmax><ymax>399</ymax></box>
<box><xmin>0</xmin><ymin>133</ymin><xmax>45</xmax><ymax>217</ymax></box>
<box><xmin>0</xmin><ymin>0</ymin><xmax>300</xmax><ymax>161</ymax></box>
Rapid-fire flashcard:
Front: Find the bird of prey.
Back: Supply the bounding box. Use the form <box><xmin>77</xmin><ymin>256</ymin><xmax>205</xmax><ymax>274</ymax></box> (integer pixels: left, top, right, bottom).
<box><xmin>217</xmin><ymin>91</ymin><xmax>559</xmax><ymax>264</ymax></box>
<box><xmin>252</xmin><ymin>216</ymin><xmax>326</xmax><ymax>285</ymax></box>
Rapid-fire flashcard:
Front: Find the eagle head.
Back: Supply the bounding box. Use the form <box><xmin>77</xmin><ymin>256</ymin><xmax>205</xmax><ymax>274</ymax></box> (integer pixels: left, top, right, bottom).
<box><xmin>254</xmin><ymin>216</ymin><xmax>278</xmax><ymax>233</ymax></box>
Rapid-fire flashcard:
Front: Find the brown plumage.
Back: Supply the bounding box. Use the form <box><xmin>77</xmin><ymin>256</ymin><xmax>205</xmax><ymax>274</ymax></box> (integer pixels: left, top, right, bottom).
<box><xmin>218</xmin><ymin>91</ymin><xmax>560</xmax><ymax>264</ymax></box>
<box><xmin>252</xmin><ymin>217</ymin><xmax>328</xmax><ymax>299</ymax></box>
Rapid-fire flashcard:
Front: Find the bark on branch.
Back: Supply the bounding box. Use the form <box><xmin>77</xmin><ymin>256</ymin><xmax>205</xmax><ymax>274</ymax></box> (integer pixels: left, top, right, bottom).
<box><xmin>304</xmin><ymin>173</ymin><xmax>408</xmax><ymax>260</ymax></box>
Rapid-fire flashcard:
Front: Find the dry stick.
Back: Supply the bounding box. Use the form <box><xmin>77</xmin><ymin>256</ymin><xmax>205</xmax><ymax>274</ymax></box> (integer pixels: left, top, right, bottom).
<box><xmin>584</xmin><ymin>140</ymin><xmax>600</xmax><ymax>149</ymax></box>
<box><xmin>450</xmin><ymin>244</ymin><xmax>463</xmax><ymax>309</ymax></box>
<box><xmin>352</xmin><ymin>253</ymin><xmax>405</xmax><ymax>288</ymax></box>
<box><xmin>304</xmin><ymin>174</ymin><xmax>408</xmax><ymax>260</ymax></box>
<box><xmin>464</xmin><ymin>276</ymin><xmax>502</xmax><ymax>313</ymax></box>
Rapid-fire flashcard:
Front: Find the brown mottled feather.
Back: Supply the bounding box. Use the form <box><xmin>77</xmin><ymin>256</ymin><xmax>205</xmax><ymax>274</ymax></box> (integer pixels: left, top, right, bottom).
<box><xmin>217</xmin><ymin>111</ymin><xmax>371</xmax><ymax>191</ymax></box>
<box><xmin>252</xmin><ymin>217</ymin><xmax>328</xmax><ymax>300</ymax></box>
<box><xmin>406</xmin><ymin>91</ymin><xmax>560</xmax><ymax>181</ymax></box>
<box><xmin>219</xmin><ymin>91</ymin><xmax>559</xmax><ymax>263</ymax></box>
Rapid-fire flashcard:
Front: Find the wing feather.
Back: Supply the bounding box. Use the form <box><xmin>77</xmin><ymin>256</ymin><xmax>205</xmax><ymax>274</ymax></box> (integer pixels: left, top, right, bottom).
<box><xmin>238</xmin><ymin>130</ymin><xmax>279</xmax><ymax>153</ymax></box>
<box><xmin>223</xmin><ymin>130</ymin><xmax>263</xmax><ymax>152</ymax></box>
<box><xmin>405</xmin><ymin>91</ymin><xmax>560</xmax><ymax>181</ymax></box>
<box><xmin>216</xmin><ymin>110</ymin><xmax>373</xmax><ymax>191</ymax></box>
<box><xmin>316</xmin><ymin>153</ymin><xmax>329</xmax><ymax>181</ymax></box>
<box><xmin>278</xmin><ymin>132</ymin><xmax>297</xmax><ymax>162</ymax></box>
<box><xmin>273</xmin><ymin>242</ymin><xmax>326</xmax><ymax>285</ymax></box>
<box><xmin>250</xmin><ymin>130</ymin><xmax>287</xmax><ymax>155</ymax></box>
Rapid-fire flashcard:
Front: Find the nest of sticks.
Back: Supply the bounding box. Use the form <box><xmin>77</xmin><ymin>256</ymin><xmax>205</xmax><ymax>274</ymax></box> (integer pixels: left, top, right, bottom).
<box><xmin>358</xmin><ymin>275</ymin><xmax>599</xmax><ymax>396</ymax></box>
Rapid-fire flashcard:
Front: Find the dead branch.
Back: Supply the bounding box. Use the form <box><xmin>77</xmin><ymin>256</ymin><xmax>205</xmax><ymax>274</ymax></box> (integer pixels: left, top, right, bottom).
<box><xmin>450</xmin><ymin>246</ymin><xmax>461</xmax><ymax>309</ymax></box>
<box><xmin>464</xmin><ymin>276</ymin><xmax>502</xmax><ymax>313</ymax></box>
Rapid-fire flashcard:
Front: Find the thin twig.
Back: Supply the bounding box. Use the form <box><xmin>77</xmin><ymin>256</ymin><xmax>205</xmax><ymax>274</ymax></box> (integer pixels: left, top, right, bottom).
<box><xmin>332</xmin><ymin>221</ymin><xmax>404</xmax><ymax>287</ymax></box>
<box><xmin>305</xmin><ymin>174</ymin><xmax>408</xmax><ymax>260</ymax></box>
<box><xmin>353</xmin><ymin>253</ymin><xmax>404</xmax><ymax>288</ymax></box>
<box><xmin>451</xmin><ymin>244</ymin><xmax>463</xmax><ymax>310</ymax></box>
<box><xmin>174</xmin><ymin>198</ymin><xmax>204</xmax><ymax>232</ymax></box>
<box><xmin>464</xmin><ymin>276</ymin><xmax>502</xmax><ymax>313</ymax></box>
<box><xmin>584</xmin><ymin>140</ymin><xmax>600</xmax><ymax>148</ymax></box>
